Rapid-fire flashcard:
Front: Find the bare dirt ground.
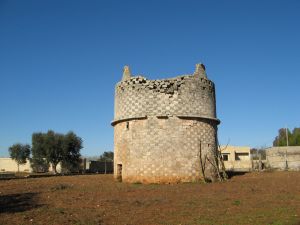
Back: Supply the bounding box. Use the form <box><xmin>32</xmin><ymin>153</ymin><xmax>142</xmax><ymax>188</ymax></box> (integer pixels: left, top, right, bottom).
<box><xmin>0</xmin><ymin>171</ymin><xmax>300</xmax><ymax>225</ymax></box>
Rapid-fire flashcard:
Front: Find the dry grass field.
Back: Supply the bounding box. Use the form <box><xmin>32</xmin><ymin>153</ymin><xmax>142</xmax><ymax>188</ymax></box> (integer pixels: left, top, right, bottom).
<box><xmin>0</xmin><ymin>172</ymin><xmax>300</xmax><ymax>225</ymax></box>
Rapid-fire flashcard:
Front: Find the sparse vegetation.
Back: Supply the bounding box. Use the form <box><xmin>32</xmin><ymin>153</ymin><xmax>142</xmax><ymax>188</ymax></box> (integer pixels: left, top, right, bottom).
<box><xmin>1</xmin><ymin>172</ymin><xmax>300</xmax><ymax>225</ymax></box>
<box><xmin>233</xmin><ymin>200</ymin><xmax>241</xmax><ymax>206</ymax></box>
<box><xmin>50</xmin><ymin>183</ymin><xmax>72</xmax><ymax>191</ymax></box>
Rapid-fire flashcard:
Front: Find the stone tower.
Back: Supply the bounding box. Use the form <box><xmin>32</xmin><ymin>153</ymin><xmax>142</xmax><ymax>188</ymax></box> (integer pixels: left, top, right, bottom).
<box><xmin>112</xmin><ymin>63</ymin><xmax>220</xmax><ymax>183</ymax></box>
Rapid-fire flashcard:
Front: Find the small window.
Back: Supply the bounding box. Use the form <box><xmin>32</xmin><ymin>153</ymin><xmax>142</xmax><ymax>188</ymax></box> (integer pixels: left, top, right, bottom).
<box><xmin>126</xmin><ymin>122</ymin><xmax>129</xmax><ymax>130</ymax></box>
<box><xmin>235</xmin><ymin>152</ymin><xmax>249</xmax><ymax>161</ymax></box>
<box><xmin>222</xmin><ymin>154</ymin><xmax>229</xmax><ymax>161</ymax></box>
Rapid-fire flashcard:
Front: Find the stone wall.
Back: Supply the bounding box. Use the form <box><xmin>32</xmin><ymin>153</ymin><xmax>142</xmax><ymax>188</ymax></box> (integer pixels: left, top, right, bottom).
<box><xmin>266</xmin><ymin>146</ymin><xmax>300</xmax><ymax>170</ymax></box>
<box><xmin>114</xmin><ymin>116</ymin><xmax>217</xmax><ymax>183</ymax></box>
<box><xmin>114</xmin><ymin>75</ymin><xmax>216</xmax><ymax>122</ymax></box>
<box><xmin>112</xmin><ymin>64</ymin><xmax>220</xmax><ymax>183</ymax></box>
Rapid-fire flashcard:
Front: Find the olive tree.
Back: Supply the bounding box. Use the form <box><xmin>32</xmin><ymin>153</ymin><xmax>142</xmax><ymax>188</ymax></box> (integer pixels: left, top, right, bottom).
<box><xmin>31</xmin><ymin>130</ymin><xmax>82</xmax><ymax>173</ymax></box>
<box><xmin>9</xmin><ymin>143</ymin><xmax>31</xmax><ymax>172</ymax></box>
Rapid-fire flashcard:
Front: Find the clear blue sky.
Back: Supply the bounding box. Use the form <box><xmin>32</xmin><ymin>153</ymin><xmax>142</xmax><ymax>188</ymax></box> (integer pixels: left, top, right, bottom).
<box><xmin>0</xmin><ymin>0</ymin><xmax>299</xmax><ymax>157</ymax></box>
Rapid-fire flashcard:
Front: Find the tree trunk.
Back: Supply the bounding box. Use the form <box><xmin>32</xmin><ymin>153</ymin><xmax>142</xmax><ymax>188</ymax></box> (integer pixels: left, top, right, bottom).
<box><xmin>198</xmin><ymin>140</ymin><xmax>207</xmax><ymax>182</ymax></box>
<box><xmin>53</xmin><ymin>163</ymin><xmax>57</xmax><ymax>174</ymax></box>
<box><xmin>199</xmin><ymin>138</ymin><xmax>227</xmax><ymax>182</ymax></box>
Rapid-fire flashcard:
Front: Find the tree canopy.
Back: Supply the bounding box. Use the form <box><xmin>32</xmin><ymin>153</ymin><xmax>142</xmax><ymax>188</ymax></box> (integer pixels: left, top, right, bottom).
<box><xmin>99</xmin><ymin>151</ymin><xmax>114</xmax><ymax>162</ymax></box>
<box><xmin>31</xmin><ymin>132</ymin><xmax>49</xmax><ymax>173</ymax></box>
<box><xmin>31</xmin><ymin>130</ymin><xmax>83</xmax><ymax>173</ymax></box>
<box><xmin>9</xmin><ymin>143</ymin><xmax>31</xmax><ymax>172</ymax></box>
<box><xmin>273</xmin><ymin>128</ymin><xmax>300</xmax><ymax>146</ymax></box>
<box><xmin>250</xmin><ymin>148</ymin><xmax>266</xmax><ymax>160</ymax></box>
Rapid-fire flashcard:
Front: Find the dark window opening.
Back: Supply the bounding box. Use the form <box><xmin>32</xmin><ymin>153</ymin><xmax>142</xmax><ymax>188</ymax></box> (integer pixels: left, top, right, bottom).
<box><xmin>222</xmin><ymin>154</ymin><xmax>229</xmax><ymax>161</ymax></box>
<box><xmin>117</xmin><ymin>164</ymin><xmax>122</xmax><ymax>182</ymax></box>
<box><xmin>235</xmin><ymin>152</ymin><xmax>249</xmax><ymax>161</ymax></box>
<box><xmin>126</xmin><ymin>122</ymin><xmax>129</xmax><ymax>130</ymax></box>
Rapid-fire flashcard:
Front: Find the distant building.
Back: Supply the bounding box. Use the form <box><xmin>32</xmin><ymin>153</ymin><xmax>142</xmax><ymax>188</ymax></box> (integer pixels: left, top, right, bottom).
<box><xmin>89</xmin><ymin>161</ymin><xmax>113</xmax><ymax>174</ymax></box>
<box><xmin>220</xmin><ymin>146</ymin><xmax>252</xmax><ymax>171</ymax></box>
<box><xmin>0</xmin><ymin>158</ymin><xmax>32</xmax><ymax>172</ymax></box>
<box><xmin>0</xmin><ymin>157</ymin><xmax>61</xmax><ymax>173</ymax></box>
<box><xmin>266</xmin><ymin>146</ymin><xmax>300</xmax><ymax>170</ymax></box>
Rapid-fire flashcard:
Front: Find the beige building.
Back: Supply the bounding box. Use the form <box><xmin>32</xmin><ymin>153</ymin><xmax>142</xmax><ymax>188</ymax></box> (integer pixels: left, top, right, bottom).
<box><xmin>0</xmin><ymin>158</ymin><xmax>32</xmax><ymax>172</ymax></box>
<box><xmin>220</xmin><ymin>146</ymin><xmax>252</xmax><ymax>171</ymax></box>
<box><xmin>0</xmin><ymin>157</ymin><xmax>61</xmax><ymax>173</ymax></box>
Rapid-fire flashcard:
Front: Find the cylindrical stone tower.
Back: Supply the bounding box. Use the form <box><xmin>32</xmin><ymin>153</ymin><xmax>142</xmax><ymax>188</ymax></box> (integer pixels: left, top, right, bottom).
<box><xmin>112</xmin><ymin>64</ymin><xmax>220</xmax><ymax>183</ymax></box>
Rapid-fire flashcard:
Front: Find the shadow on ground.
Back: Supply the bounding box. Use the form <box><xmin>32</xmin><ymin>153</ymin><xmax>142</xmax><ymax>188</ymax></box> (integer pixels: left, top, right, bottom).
<box><xmin>226</xmin><ymin>171</ymin><xmax>248</xmax><ymax>179</ymax></box>
<box><xmin>0</xmin><ymin>192</ymin><xmax>42</xmax><ymax>214</ymax></box>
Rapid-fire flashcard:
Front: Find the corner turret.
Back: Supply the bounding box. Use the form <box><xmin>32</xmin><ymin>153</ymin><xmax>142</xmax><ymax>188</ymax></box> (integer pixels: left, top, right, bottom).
<box><xmin>122</xmin><ymin>65</ymin><xmax>132</xmax><ymax>81</ymax></box>
<box><xmin>194</xmin><ymin>63</ymin><xmax>207</xmax><ymax>78</ymax></box>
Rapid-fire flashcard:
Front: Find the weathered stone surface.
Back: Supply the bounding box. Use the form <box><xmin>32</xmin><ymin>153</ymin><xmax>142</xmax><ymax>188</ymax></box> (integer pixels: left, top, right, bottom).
<box><xmin>266</xmin><ymin>147</ymin><xmax>300</xmax><ymax>170</ymax></box>
<box><xmin>112</xmin><ymin>64</ymin><xmax>220</xmax><ymax>183</ymax></box>
<box><xmin>114</xmin><ymin>75</ymin><xmax>216</xmax><ymax>121</ymax></box>
<box><xmin>122</xmin><ymin>65</ymin><xmax>132</xmax><ymax>81</ymax></box>
<box><xmin>193</xmin><ymin>63</ymin><xmax>207</xmax><ymax>78</ymax></box>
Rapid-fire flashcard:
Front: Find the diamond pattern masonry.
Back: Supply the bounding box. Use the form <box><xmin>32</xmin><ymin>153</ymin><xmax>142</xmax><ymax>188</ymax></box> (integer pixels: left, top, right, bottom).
<box><xmin>112</xmin><ymin>64</ymin><xmax>220</xmax><ymax>183</ymax></box>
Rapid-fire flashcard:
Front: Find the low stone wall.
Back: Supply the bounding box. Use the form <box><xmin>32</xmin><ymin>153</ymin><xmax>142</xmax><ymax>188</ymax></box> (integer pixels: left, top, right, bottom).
<box><xmin>266</xmin><ymin>147</ymin><xmax>300</xmax><ymax>170</ymax></box>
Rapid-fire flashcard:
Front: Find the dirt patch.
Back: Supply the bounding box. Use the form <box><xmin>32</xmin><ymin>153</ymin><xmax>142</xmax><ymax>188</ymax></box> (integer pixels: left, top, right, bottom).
<box><xmin>0</xmin><ymin>172</ymin><xmax>299</xmax><ymax>225</ymax></box>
